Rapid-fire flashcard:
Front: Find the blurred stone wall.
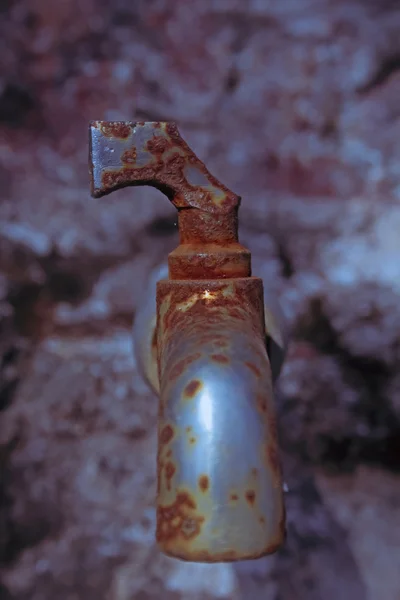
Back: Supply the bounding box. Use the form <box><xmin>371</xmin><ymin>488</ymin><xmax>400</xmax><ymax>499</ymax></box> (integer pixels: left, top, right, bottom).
<box><xmin>1</xmin><ymin>0</ymin><xmax>400</xmax><ymax>598</ymax></box>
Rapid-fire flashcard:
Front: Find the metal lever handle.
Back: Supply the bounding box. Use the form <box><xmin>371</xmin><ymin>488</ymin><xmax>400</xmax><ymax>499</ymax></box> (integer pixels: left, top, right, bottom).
<box><xmin>89</xmin><ymin>121</ymin><xmax>250</xmax><ymax>279</ymax></box>
<box><xmin>89</xmin><ymin>121</ymin><xmax>238</xmax><ymax>209</ymax></box>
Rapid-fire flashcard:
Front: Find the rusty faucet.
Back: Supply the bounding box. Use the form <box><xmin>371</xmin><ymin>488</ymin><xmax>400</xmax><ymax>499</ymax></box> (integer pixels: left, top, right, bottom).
<box><xmin>89</xmin><ymin>121</ymin><xmax>287</xmax><ymax>562</ymax></box>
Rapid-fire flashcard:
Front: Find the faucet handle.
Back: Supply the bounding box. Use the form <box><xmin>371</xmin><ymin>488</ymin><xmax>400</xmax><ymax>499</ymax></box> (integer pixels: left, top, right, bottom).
<box><xmin>89</xmin><ymin>121</ymin><xmax>251</xmax><ymax>278</ymax></box>
<box><xmin>89</xmin><ymin>120</ymin><xmax>239</xmax><ymax>211</ymax></box>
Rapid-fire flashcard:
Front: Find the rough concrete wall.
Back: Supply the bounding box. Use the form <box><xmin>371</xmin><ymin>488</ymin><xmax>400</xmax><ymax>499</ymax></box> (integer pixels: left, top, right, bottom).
<box><xmin>0</xmin><ymin>1</ymin><xmax>400</xmax><ymax>598</ymax></box>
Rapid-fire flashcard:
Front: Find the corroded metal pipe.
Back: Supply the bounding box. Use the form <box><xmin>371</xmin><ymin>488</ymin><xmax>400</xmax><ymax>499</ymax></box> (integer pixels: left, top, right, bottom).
<box><xmin>89</xmin><ymin>120</ymin><xmax>286</xmax><ymax>562</ymax></box>
<box><xmin>133</xmin><ymin>263</ymin><xmax>288</xmax><ymax>396</ymax></box>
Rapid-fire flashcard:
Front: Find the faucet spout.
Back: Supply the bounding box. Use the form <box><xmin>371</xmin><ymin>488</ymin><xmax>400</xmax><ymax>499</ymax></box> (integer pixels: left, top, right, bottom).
<box><xmin>156</xmin><ymin>277</ymin><xmax>285</xmax><ymax>562</ymax></box>
<box><xmin>88</xmin><ymin>120</ymin><xmax>286</xmax><ymax>562</ymax></box>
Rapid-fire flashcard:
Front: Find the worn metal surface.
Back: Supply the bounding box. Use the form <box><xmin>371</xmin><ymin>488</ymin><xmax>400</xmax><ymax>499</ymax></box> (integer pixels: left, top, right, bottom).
<box><xmin>156</xmin><ymin>278</ymin><xmax>285</xmax><ymax>561</ymax></box>
<box><xmin>89</xmin><ymin>121</ymin><xmax>238</xmax><ymax>213</ymax></box>
<box><xmin>89</xmin><ymin>120</ymin><xmax>250</xmax><ymax>279</ymax></box>
<box><xmin>133</xmin><ymin>263</ymin><xmax>288</xmax><ymax>395</ymax></box>
<box><xmin>89</xmin><ymin>120</ymin><xmax>286</xmax><ymax>562</ymax></box>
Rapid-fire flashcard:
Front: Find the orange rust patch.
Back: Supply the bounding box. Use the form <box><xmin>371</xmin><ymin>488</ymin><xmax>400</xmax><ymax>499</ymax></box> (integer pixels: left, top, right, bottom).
<box><xmin>160</xmin><ymin>424</ymin><xmax>174</xmax><ymax>445</ymax></box>
<box><xmin>169</xmin><ymin>353</ymin><xmax>201</xmax><ymax>382</ymax></box>
<box><xmin>146</xmin><ymin>136</ymin><xmax>169</xmax><ymax>155</ymax></box>
<box><xmin>156</xmin><ymin>491</ymin><xmax>204</xmax><ymax>544</ymax></box>
<box><xmin>177</xmin><ymin>491</ymin><xmax>196</xmax><ymax>510</ymax></box>
<box><xmin>184</xmin><ymin>379</ymin><xmax>202</xmax><ymax>399</ymax></box>
<box><xmin>100</xmin><ymin>166</ymin><xmax>156</xmax><ymax>191</ymax></box>
<box><xmin>101</xmin><ymin>170</ymin><xmax>125</xmax><ymax>189</ymax></box>
<box><xmin>245</xmin><ymin>361</ymin><xmax>261</xmax><ymax>378</ymax></box>
<box><xmin>165</xmin><ymin>462</ymin><xmax>176</xmax><ymax>491</ymax></box>
<box><xmin>92</xmin><ymin>121</ymin><xmax>242</xmax><ymax>249</ymax></box>
<box><xmin>246</xmin><ymin>490</ymin><xmax>256</xmax><ymax>506</ymax></box>
<box><xmin>198</xmin><ymin>475</ymin><xmax>209</xmax><ymax>492</ymax></box>
<box><xmin>210</xmin><ymin>353</ymin><xmax>229</xmax><ymax>364</ymax></box>
<box><xmin>100</xmin><ymin>122</ymin><xmax>131</xmax><ymax>138</ymax></box>
<box><xmin>121</xmin><ymin>147</ymin><xmax>137</xmax><ymax>164</ymax></box>
<box><xmin>230</xmin><ymin>494</ymin><xmax>238</xmax><ymax>502</ymax></box>
<box><xmin>228</xmin><ymin>307</ymin><xmax>246</xmax><ymax>321</ymax></box>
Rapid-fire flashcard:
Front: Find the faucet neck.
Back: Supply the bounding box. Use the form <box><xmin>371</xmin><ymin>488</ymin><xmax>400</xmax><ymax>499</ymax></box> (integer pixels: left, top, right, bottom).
<box><xmin>167</xmin><ymin>207</ymin><xmax>251</xmax><ymax>280</ymax></box>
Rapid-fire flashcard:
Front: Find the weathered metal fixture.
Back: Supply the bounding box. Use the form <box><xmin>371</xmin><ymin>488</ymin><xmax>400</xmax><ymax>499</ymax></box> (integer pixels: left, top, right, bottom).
<box><xmin>89</xmin><ymin>121</ymin><xmax>287</xmax><ymax>562</ymax></box>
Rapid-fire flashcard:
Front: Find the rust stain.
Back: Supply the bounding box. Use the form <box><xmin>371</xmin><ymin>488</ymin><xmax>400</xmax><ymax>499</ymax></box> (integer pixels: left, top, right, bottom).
<box><xmin>165</xmin><ymin>462</ymin><xmax>176</xmax><ymax>491</ymax></box>
<box><xmin>169</xmin><ymin>359</ymin><xmax>186</xmax><ymax>381</ymax></box>
<box><xmin>146</xmin><ymin>135</ymin><xmax>169</xmax><ymax>155</ymax></box>
<box><xmin>245</xmin><ymin>490</ymin><xmax>256</xmax><ymax>506</ymax></box>
<box><xmin>121</xmin><ymin>147</ymin><xmax>137</xmax><ymax>164</ymax></box>
<box><xmin>160</xmin><ymin>424</ymin><xmax>174</xmax><ymax>445</ymax></box>
<box><xmin>156</xmin><ymin>491</ymin><xmax>204</xmax><ymax>544</ymax></box>
<box><xmin>198</xmin><ymin>475</ymin><xmax>209</xmax><ymax>492</ymax></box>
<box><xmin>90</xmin><ymin>120</ymin><xmax>246</xmax><ymax>276</ymax></box>
<box><xmin>180</xmin><ymin>517</ymin><xmax>204</xmax><ymax>539</ymax></box>
<box><xmin>100</xmin><ymin>122</ymin><xmax>131</xmax><ymax>139</ymax></box>
<box><xmin>189</xmin><ymin>437</ymin><xmax>196</xmax><ymax>445</ymax></box>
<box><xmin>168</xmin><ymin>353</ymin><xmax>201</xmax><ymax>382</ymax></box>
<box><xmin>244</xmin><ymin>361</ymin><xmax>261</xmax><ymax>378</ymax></box>
<box><xmin>228</xmin><ymin>307</ymin><xmax>247</xmax><ymax>321</ymax></box>
<box><xmin>101</xmin><ymin>170</ymin><xmax>126</xmax><ymax>190</ymax></box>
<box><xmin>210</xmin><ymin>353</ymin><xmax>229</xmax><ymax>364</ymax></box>
<box><xmin>183</xmin><ymin>379</ymin><xmax>203</xmax><ymax>400</ymax></box>
<box><xmin>230</xmin><ymin>493</ymin><xmax>239</xmax><ymax>502</ymax></box>
<box><xmin>157</xmin><ymin>469</ymin><xmax>163</xmax><ymax>493</ymax></box>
